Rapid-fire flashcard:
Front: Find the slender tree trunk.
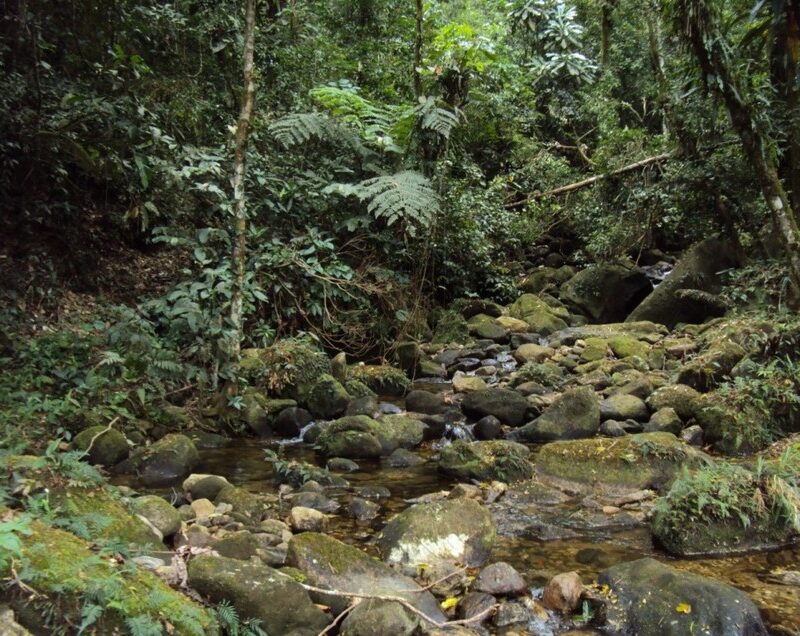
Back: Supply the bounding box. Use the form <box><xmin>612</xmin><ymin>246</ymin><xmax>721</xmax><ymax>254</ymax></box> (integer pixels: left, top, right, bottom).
<box><xmin>677</xmin><ymin>1</ymin><xmax>800</xmax><ymax>293</ymax></box>
<box><xmin>230</xmin><ymin>0</ymin><xmax>257</xmax><ymax>361</ymax></box>
<box><xmin>600</xmin><ymin>0</ymin><xmax>615</xmax><ymax>67</ymax></box>
<box><xmin>644</xmin><ymin>2</ymin><xmax>669</xmax><ymax>135</ymax></box>
<box><xmin>414</xmin><ymin>0</ymin><xmax>423</xmax><ymax>99</ymax></box>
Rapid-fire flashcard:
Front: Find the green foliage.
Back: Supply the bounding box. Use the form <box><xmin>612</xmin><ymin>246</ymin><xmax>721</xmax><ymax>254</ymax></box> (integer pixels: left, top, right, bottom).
<box><xmin>0</xmin><ymin>516</ymin><xmax>32</xmax><ymax>571</ymax></box>
<box><xmin>213</xmin><ymin>600</ymin><xmax>267</xmax><ymax>636</ymax></box>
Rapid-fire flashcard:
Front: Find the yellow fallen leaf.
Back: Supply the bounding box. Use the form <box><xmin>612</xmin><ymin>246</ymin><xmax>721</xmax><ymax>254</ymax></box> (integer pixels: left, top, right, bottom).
<box><xmin>440</xmin><ymin>597</ymin><xmax>459</xmax><ymax>611</ymax></box>
<box><xmin>676</xmin><ymin>603</ymin><xmax>692</xmax><ymax>614</ymax></box>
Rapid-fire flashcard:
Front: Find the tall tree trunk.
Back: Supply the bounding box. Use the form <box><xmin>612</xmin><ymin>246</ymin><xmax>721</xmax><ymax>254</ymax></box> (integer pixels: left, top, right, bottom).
<box><xmin>600</xmin><ymin>0</ymin><xmax>615</xmax><ymax>67</ymax></box>
<box><xmin>414</xmin><ymin>0</ymin><xmax>423</xmax><ymax>98</ymax></box>
<box><xmin>230</xmin><ymin>0</ymin><xmax>257</xmax><ymax>362</ymax></box>
<box><xmin>676</xmin><ymin>0</ymin><xmax>800</xmax><ymax>293</ymax></box>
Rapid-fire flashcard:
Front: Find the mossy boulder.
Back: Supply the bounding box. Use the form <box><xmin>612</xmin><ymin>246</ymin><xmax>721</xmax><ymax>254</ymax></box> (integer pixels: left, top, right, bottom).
<box><xmin>651</xmin><ymin>463</ymin><xmax>800</xmax><ymax>556</ymax></box>
<box><xmin>694</xmin><ymin>395</ymin><xmax>773</xmax><ymax>455</ymax></box>
<box><xmin>188</xmin><ymin>554</ymin><xmax>328</xmax><ymax>636</ymax></box>
<box><xmin>468</xmin><ymin>316</ymin><xmax>509</xmax><ymax>342</ymax></box>
<box><xmin>645</xmin><ymin>384</ymin><xmax>703</xmax><ymax>421</ymax></box>
<box><xmin>438</xmin><ymin>440</ymin><xmax>534</xmax><ymax>482</ymax></box>
<box><xmin>214</xmin><ymin>485</ymin><xmax>267</xmax><ymax>521</ymax></box>
<box><xmin>457</xmin><ymin>298</ymin><xmax>504</xmax><ymax>319</ymax></box>
<box><xmin>461</xmin><ymin>388</ymin><xmax>530</xmax><ymax>426</ymax></box>
<box><xmin>343</xmin><ymin>379</ymin><xmax>377</xmax><ymax>399</ymax></box>
<box><xmin>560</xmin><ymin>264</ymin><xmax>652</xmax><ymax>323</ymax></box>
<box><xmin>599</xmin><ymin>394</ymin><xmax>649</xmax><ymax>422</ymax></box>
<box><xmin>316</xmin><ymin>416</ymin><xmax>383</xmax><ymax>458</ymax></box>
<box><xmin>372</xmin><ymin>415</ymin><xmax>426</xmax><ymax>453</ymax></box>
<box><xmin>49</xmin><ymin>487</ymin><xmax>162</xmax><ymax>548</ymax></box>
<box><xmin>307</xmin><ymin>374</ymin><xmax>351</xmax><ymax>420</ymax></box>
<box><xmin>608</xmin><ymin>335</ymin><xmax>651</xmax><ymax>360</ymax></box>
<box><xmin>287</xmin><ymin>533</ymin><xmax>445</xmax><ymax>620</ymax></box>
<box><xmin>519</xmin><ymin>267</ymin><xmax>572</xmax><ymax>294</ymax></box>
<box><xmin>677</xmin><ymin>340</ymin><xmax>747</xmax><ymax>392</ymax></box>
<box><xmin>626</xmin><ymin>236</ymin><xmax>739</xmax><ymax>328</ymax></box>
<box><xmin>349</xmin><ymin>365</ymin><xmax>412</xmax><ymax>397</ymax></box>
<box><xmin>513</xmin><ymin>343</ymin><xmax>556</xmax><ymax>364</ymax></box>
<box><xmin>1</xmin><ymin>510</ymin><xmax>217</xmax><ymax>635</ymax></box>
<box><xmin>340</xmin><ymin>600</ymin><xmax>419</xmax><ymax>636</ymax></box>
<box><xmin>536</xmin><ymin>432</ymin><xmax>707</xmax><ymax>492</ymax></box>
<box><xmin>508</xmin><ymin>294</ymin><xmax>568</xmax><ymax>335</ymax></box>
<box><xmin>117</xmin><ymin>433</ymin><xmax>199</xmax><ymax>486</ymax></box>
<box><xmin>132</xmin><ymin>495</ymin><xmax>181</xmax><ymax>538</ymax></box>
<box><xmin>432</xmin><ymin>310</ymin><xmax>471</xmax><ymax>345</ymax></box>
<box><xmin>510</xmin><ymin>387</ymin><xmax>600</xmax><ymax>442</ymax></box>
<box><xmin>510</xmin><ymin>361</ymin><xmax>564</xmax><ymax>389</ymax></box>
<box><xmin>377</xmin><ymin>499</ymin><xmax>496</xmax><ymax>575</ymax></box>
<box><xmin>71</xmin><ymin>426</ymin><xmax>129</xmax><ymax>466</ymax></box>
<box><xmin>245</xmin><ymin>339</ymin><xmax>332</xmax><ymax>400</ymax></box>
<box><xmin>580</xmin><ymin>337</ymin><xmax>609</xmax><ymax>362</ymax></box>
<box><xmin>598</xmin><ymin>558</ymin><xmax>766</xmax><ymax>636</ymax></box>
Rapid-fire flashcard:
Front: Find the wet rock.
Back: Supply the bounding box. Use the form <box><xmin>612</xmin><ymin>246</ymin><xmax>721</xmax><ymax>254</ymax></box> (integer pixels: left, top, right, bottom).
<box><xmin>350</xmin><ymin>364</ymin><xmax>412</xmax><ymax>397</ymax></box>
<box><xmin>493</xmin><ymin>600</ymin><xmax>533</xmax><ymax>628</ymax></box>
<box><xmin>644</xmin><ymin>407</ymin><xmax>683</xmax><ymax>434</ymax></box>
<box><xmin>599</xmin><ymin>394</ymin><xmax>649</xmax><ymax>422</ymax></box>
<box><xmin>373</xmin><ymin>415</ymin><xmax>426</xmax><ymax>453</ymax></box>
<box><xmin>386</xmin><ymin>448</ymin><xmax>423</xmax><ymax>467</ymax></box>
<box><xmin>542</xmin><ymin>571</ymin><xmax>584</xmax><ymax>613</ymax></box>
<box><xmin>347</xmin><ymin>497</ymin><xmax>380</xmax><ymax>521</ymax></box>
<box><xmin>459</xmin><ymin>299</ymin><xmax>504</xmax><ymax>319</ymax></box>
<box><xmin>598</xmin><ymin>558</ymin><xmax>767</xmax><ymax>636</ymax></box>
<box><xmin>327</xmin><ymin>457</ymin><xmax>360</xmax><ymax>472</ymax></box>
<box><xmin>461</xmin><ymin>388</ymin><xmax>530</xmax><ymax>426</ymax></box>
<box><xmin>307</xmin><ymin>374</ymin><xmax>351</xmax><ymax>420</ymax></box>
<box><xmin>190</xmin><ymin>498</ymin><xmax>216</xmax><ymax>521</ymax></box>
<box><xmin>509</xmin><ymin>294</ymin><xmax>568</xmax><ymax>335</ymax></box>
<box><xmin>356</xmin><ymin>485</ymin><xmax>391</xmax><ymax>499</ymax></box>
<box><xmin>396</xmin><ymin>341</ymin><xmax>422</xmax><ymax>375</ymax></box>
<box><xmin>474</xmin><ymin>562</ymin><xmax>527</xmax><ymax>596</ymax></box>
<box><xmin>513</xmin><ymin>343</ymin><xmax>555</xmax><ymax>364</ymax></box>
<box><xmin>115</xmin><ymin>433</ymin><xmax>199</xmax><ymax>486</ymax></box>
<box><xmin>452</xmin><ymin>371</ymin><xmax>488</xmax><ymax>394</ymax></box>
<box><xmin>0</xmin><ymin>605</ymin><xmax>33</xmax><ymax>636</ymax></box>
<box><xmin>608</xmin><ymin>335</ymin><xmax>651</xmax><ymax>360</ymax></box>
<box><xmin>188</xmin><ymin>554</ymin><xmax>328</xmax><ymax>636</ymax></box>
<box><xmin>510</xmin><ymin>386</ymin><xmax>600</xmax><ymax>442</ymax></box>
<box><xmin>346</xmin><ymin>395</ymin><xmax>380</xmax><ymax>417</ymax></box>
<box><xmin>439</xmin><ymin>440</ymin><xmax>534</xmax><ymax>482</ymax></box>
<box><xmin>290</xmin><ymin>506</ymin><xmax>327</xmax><ymax>532</ymax></box>
<box><xmin>615</xmin><ymin>375</ymin><xmax>654</xmax><ymax>400</ymax></box>
<box><xmin>561</xmin><ymin>264</ymin><xmax>652</xmax><ymax>323</ymax></box>
<box><xmin>457</xmin><ymin>592</ymin><xmax>497</xmax><ymax>621</ymax></box>
<box><xmin>274</xmin><ymin>407</ymin><xmax>313</xmax><ymax>437</ymax></box>
<box><xmin>680</xmin><ymin>424</ymin><xmax>704</xmax><ymax>446</ymax></box>
<box><xmin>287</xmin><ymin>533</ymin><xmax>445</xmax><ymax>620</ymax></box>
<box><xmin>469</xmin><ymin>318</ymin><xmax>509</xmax><ymax>343</ymax></box>
<box><xmin>449</xmin><ymin>483</ymin><xmax>482</xmax><ymax>500</ymax></box>
<box><xmin>378</xmin><ymin>499</ymin><xmax>495</xmax><ymax>576</ymax></box>
<box><xmin>599</xmin><ymin>420</ymin><xmax>628</xmax><ymax>437</ymax></box>
<box><xmin>289</xmin><ymin>491</ymin><xmax>339</xmax><ymax>513</ymax></box>
<box><xmin>340</xmin><ymin>600</ymin><xmax>419</xmax><ymax>636</ymax></box>
<box><xmin>535</xmin><ymin>432</ymin><xmax>706</xmax><ymax>492</ymax></box>
<box><xmin>132</xmin><ymin>495</ymin><xmax>181</xmax><ymax>538</ymax></box>
<box><xmin>72</xmin><ymin>426</ymin><xmax>129</xmax><ymax>466</ymax></box>
<box><xmin>405</xmin><ymin>390</ymin><xmax>448</xmax><ymax>415</ymax></box>
<box><xmin>496</xmin><ymin>316</ymin><xmax>531</xmax><ymax>333</ymax></box>
<box><xmin>645</xmin><ymin>384</ymin><xmax>703</xmax><ymax>421</ymax></box>
<box><xmin>215</xmin><ymin>485</ymin><xmax>266</xmax><ymax>521</ymax></box>
<box><xmin>474</xmin><ymin>415</ymin><xmax>503</xmax><ymax>440</ymax></box>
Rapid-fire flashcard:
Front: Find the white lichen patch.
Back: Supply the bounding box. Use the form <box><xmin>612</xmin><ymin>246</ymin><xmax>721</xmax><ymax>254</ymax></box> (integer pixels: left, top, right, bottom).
<box><xmin>388</xmin><ymin>533</ymin><xmax>469</xmax><ymax>566</ymax></box>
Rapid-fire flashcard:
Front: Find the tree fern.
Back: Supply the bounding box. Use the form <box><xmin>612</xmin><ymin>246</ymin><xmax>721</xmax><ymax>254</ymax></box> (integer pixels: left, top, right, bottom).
<box><xmin>268</xmin><ymin>113</ymin><xmax>343</xmax><ymax>148</ymax></box>
<box><xmin>326</xmin><ymin>170</ymin><xmax>440</xmax><ymax>237</ymax></box>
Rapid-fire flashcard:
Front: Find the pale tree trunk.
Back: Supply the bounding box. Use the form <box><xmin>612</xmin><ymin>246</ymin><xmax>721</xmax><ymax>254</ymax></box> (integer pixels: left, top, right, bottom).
<box><xmin>414</xmin><ymin>0</ymin><xmax>423</xmax><ymax>99</ymax></box>
<box><xmin>677</xmin><ymin>0</ymin><xmax>800</xmax><ymax>294</ymax></box>
<box><xmin>230</xmin><ymin>0</ymin><xmax>257</xmax><ymax>361</ymax></box>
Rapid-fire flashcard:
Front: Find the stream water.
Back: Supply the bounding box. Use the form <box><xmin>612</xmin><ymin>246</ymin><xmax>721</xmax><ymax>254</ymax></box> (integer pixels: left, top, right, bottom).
<box><xmin>174</xmin><ymin>435</ymin><xmax>800</xmax><ymax>634</ymax></box>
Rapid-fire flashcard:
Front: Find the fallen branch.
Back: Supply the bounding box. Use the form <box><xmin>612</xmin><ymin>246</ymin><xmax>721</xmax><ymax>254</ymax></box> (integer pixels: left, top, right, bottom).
<box><xmin>299</xmin><ymin>582</ymin><xmax>498</xmax><ymax>632</ymax></box>
<box><xmin>505</xmin><ymin>151</ymin><xmax>674</xmax><ymax>208</ymax></box>
<box><xmin>78</xmin><ymin>416</ymin><xmax>120</xmax><ymax>459</ymax></box>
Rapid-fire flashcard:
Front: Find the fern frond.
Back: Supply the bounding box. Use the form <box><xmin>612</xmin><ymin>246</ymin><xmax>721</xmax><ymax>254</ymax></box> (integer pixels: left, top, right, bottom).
<box><xmin>326</xmin><ymin>171</ymin><xmax>440</xmax><ymax>237</ymax></box>
<box><xmin>414</xmin><ymin>97</ymin><xmax>462</xmax><ymax>139</ymax></box>
<box><xmin>268</xmin><ymin>113</ymin><xmax>340</xmax><ymax>148</ymax></box>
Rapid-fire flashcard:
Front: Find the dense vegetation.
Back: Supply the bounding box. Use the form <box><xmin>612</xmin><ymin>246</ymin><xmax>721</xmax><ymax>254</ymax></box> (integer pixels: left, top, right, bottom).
<box><xmin>1</xmin><ymin>0</ymin><xmax>800</xmax><ymax>634</ymax></box>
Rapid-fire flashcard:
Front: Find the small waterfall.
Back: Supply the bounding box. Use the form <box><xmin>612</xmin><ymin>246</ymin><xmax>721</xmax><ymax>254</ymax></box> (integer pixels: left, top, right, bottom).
<box><xmin>276</xmin><ymin>420</ymin><xmax>316</xmax><ymax>446</ymax></box>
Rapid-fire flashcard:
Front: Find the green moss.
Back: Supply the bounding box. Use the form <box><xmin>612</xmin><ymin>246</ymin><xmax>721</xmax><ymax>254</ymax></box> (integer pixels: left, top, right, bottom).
<box><xmin>536</xmin><ymin>433</ymin><xmax>706</xmax><ymax>491</ymax></box>
<box><xmin>608</xmin><ymin>335</ymin><xmax>650</xmax><ymax>360</ymax></box>
<box><xmin>432</xmin><ymin>310</ymin><xmax>470</xmax><ymax>345</ymax></box>
<box><xmin>1</xmin><ymin>510</ymin><xmax>217</xmax><ymax>635</ymax></box>
<box><xmin>580</xmin><ymin>337</ymin><xmax>609</xmax><ymax>362</ymax></box>
<box><xmin>438</xmin><ymin>440</ymin><xmax>534</xmax><ymax>482</ymax></box>
<box><xmin>248</xmin><ymin>338</ymin><xmax>332</xmax><ymax>399</ymax></box>
<box><xmin>344</xmin><ymin>379</ymin><xmax>377</xmax><ymax>398</ymax></box>
<box><xmin>652</xmin><ymin>462</ymin><xmax>800</xmax><ymax>556</ymax></box>
<box><xmin>510</xmin><ymin>361</ymin><xmax>563</xmax><ymax>389</ymax></box>
<box><xmin>349</xmin><ymin>365</ymin><xmax>411</xmax><ymax>397</ymax></box>
<box><xmin>508</xmin><ymin>294</ymin><xmax>568</xmax><ymax>335</ymax></box>
<box><xmin>288</xmin><ymin>532</ymin><xmax>373</xmax><ymax>577</ymax></box>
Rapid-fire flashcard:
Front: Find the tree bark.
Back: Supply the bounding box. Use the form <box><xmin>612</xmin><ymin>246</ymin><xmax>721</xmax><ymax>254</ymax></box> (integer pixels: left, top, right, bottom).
<box><xmin>230</xmin><ymin>0</ymin><xmax>257</xmax><ymax>361</ymax></box>
<box><xmin>414</xmin><ymin>0</ymin><xmax>423</xmax><ymax>98</ymax></box>
<box><xmin>600</xmin><ymin>0</ymin><xmax>615</xmax><ymax>67</ymax></box>
<box><xmin>676</xmin><ymin>0</ymin><xmax>800</xmax><ymax>292</ymax></box>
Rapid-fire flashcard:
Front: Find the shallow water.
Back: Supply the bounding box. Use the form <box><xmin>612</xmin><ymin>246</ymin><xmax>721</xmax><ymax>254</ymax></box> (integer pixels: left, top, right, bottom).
<box><xmin>187</xmin><ymin>437</ymin><xmax>800</xmax><ymax>634</ymax></box>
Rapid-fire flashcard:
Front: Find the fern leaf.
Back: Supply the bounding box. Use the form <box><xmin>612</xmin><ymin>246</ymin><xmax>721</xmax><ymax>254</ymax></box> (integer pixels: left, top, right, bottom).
<box><xmin>414</xmin><ymin>97</ymin><xmax>462</xmax><ymax>139</ymax></box>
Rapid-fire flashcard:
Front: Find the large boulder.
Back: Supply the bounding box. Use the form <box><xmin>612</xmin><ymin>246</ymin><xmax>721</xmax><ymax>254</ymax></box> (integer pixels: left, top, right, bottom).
<box><xmin>461</xmin><ymin>388</ymin><xmax>530</xmax><ymax>426</ymax></box>
<box><xmin>535</xmin><ymin>433</ymin><xmax>707</xmax><ymax>492</ymax></box>
<box><xmin>188</xmin><ymin>555</ymin><xmax>328</xmax><ymax>636</ymax></box>
<box><xmin>508</xmin><ymin>294</ymin><xmax>568</xmax><ymax>335</ymax></box>
<box><xmin>307</xmin><ymin>374</ymin><xmax>350</xmax><ymax>419</ymax></box>
<box><xmin>599</xmin><ymin>394</ymin><xmax>649</xmax><ymax>422</ymax></box>
<box><xmin>287</xmin><ymin>533</ymin><xmax>445</xmax><ymax>621</ymax></box>
<box><xmin>372</xmin><ymin>415</ymin><xmax>426</xmax><ymax>454</ymax></box>
<box><xmin>378</xmin><ymin>499</ymin><xmax>495</xmax><ymax>575</ymax></box>
<box><xmin>646</xmin><ymin>384</ymin><xmax>703</xmax><ymax>421</ymax></box>
<box><xmin>315</xmin><ymin>416</ymin><xmax>383</xmax><ymax>459</ymax></box>
<box><xmin>676</xmin><ymin>340</ymin><xmax>746</xmax><ymax>392</ymax></box>
<box><xmin>439</xmin><ymin>440</ymin><xmax>534</xmax><ymax>482</ymax></box>
<box><xmin>598</xmin><ymin>558</ymin><xmax>767</xmax><ymax>636</ymax></box>
<box><xmin>116</xmin><ymin>433</ymin><xmax>199</xmax><ymax>486</ymax></box>
<box><xmin>560</xmin><ymin>264</ymin><xmax>651</xmax><ymax>323</ymax></box>
<box><xmin>626</xmin><ymin>237</ymin><xmax>739</xmax><ymax>328</ymax></box>
<box><xmin>242</xmin><ymin>339</ymin><xmax>331</xmax><ymax>400</ymax></box>
<box><xmin>349</xmin><ymin>365</ymin><xmax>412</xmax><ymax>397</ymax></box>
<box><xmin>340</xmin><ymin>601</ymin><xmax>419</xmax><ymax>636</ymax></box>
<box><xmin>651</xmin><ymin>462</ymin><xmax>800</xmax><ymax>556</ymax></box>
<box><xmin>72</xmin><ymin>426</ymin><xmax>129</xmax><ymax>466</ymax></box>
<box><xmin>132</xmin><ymin>495</ymin><xmax>181</xmax><ymax>538</ymax></box>
<box><xmin>509</xmin><ymin>387</ymin><xmax>600</xmax><ymax>442</ymax></box>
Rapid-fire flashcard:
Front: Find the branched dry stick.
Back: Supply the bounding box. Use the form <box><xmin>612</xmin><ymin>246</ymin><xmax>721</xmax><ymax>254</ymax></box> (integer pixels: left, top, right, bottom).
<box><xmin>300</xmin><ymin>582</ymin><xmax>498</xmax><ymax>631</ymax></box>
<box><xmin>78</xmin><ymin>416</ymin><xmax>120</xmax><ymax>459</ymax></box>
